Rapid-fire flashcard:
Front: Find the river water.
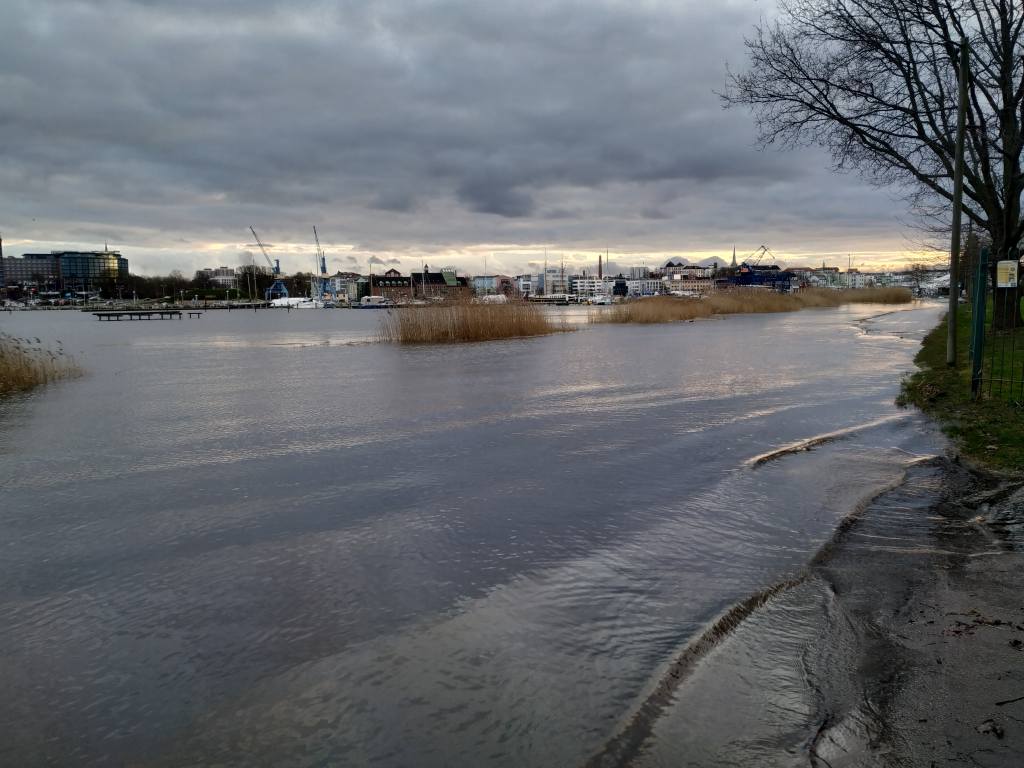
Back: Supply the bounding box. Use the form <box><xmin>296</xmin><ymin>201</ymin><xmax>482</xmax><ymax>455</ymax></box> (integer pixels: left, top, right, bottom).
<box><xmin>0</xmin><ymin>303</ymin><xmax>945</xmax><ymax>767</ymax></box>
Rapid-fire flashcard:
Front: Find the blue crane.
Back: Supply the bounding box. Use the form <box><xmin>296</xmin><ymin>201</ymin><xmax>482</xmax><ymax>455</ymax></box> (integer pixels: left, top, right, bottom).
<box><xmin>249</xmin><ymin>226</ymin><xmax>289</xmax><ymax>301</ymax></box>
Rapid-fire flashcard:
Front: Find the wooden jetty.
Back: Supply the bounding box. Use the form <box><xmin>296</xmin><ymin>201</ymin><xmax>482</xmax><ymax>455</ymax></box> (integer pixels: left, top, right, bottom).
<box><xmin>93</xmin><ymin>310</ymin><xmax>202</xmax><ymax>321</ymax></box>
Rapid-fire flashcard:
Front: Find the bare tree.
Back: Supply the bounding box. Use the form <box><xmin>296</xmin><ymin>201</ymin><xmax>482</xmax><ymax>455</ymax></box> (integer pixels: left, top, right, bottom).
<box><xmin>724</xmin><ymin>0</ymin><xmax>1024</xmax><ymax>327</ymax></box>
<box><xmin>961</xmin><ymin>222</ymin><xmax>990</xmax><ymax>301</ymax></box>
<box><xmin>906</xmin><ymin>261</ymin><xmax>937</xmax><ymax>296</ymax></box>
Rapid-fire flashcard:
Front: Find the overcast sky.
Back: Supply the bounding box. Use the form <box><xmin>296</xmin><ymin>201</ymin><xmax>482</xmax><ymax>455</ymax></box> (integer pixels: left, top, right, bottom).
<box><xmin>2</xmin><ymin>0</ymin><xmax>929</xmax><ymax>276</ymax></box>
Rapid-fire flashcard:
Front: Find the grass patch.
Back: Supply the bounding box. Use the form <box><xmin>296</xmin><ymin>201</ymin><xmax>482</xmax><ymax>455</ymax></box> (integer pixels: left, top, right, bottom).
<box><xmin>0</xmin><ymin>333</ymin><xmax>82</xmax><ymax>396</ymax></box>
<box><xmin>591</xmin><ymin>287</ymin><xmax>912</xmax><ymax>324</ymax></box>
<box><xmin>898</xmin><ymin>306</ymin><xmax>1024</xmax><ymax>472</ymax></box>
<box><xmin>378</xmin><ymin>301</ymin><xmax>571</xmax><ymax>343</ymax></box>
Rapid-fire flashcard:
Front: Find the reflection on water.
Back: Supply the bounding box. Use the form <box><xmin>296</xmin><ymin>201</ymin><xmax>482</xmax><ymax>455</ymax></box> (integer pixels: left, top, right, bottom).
<box><xmin>0</xmin><ymin>304</ymin><xmax>944</xmax><ymax>766</ymax></box>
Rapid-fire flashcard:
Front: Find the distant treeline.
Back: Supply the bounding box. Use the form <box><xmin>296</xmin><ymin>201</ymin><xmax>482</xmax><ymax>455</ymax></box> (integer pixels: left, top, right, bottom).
<box><xmin>121</xmin><ymin>266</ymin><xmax>318</xmax><ymax>300</ymax></box>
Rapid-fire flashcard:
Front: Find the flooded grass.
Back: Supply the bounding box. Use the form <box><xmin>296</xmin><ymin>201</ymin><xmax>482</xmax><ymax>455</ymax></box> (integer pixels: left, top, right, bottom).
<box><xmin>899</xmin><ymin>305</ymin><xmax>1024</xmax><ymax>471</ymax></box>
<box><xmin>378</xmin><ymin>301</ymin><xmax>572</xmax><ymax>343</ymax></box>
<box><xmin>0</xmin><ymin>333</ymin><xmax>82</xmax><ymax>395</ymax></box>
<box><xmin>592</xmin><ymin>287</ymin><xmax>913</xmax><ymax>324</ymax></box>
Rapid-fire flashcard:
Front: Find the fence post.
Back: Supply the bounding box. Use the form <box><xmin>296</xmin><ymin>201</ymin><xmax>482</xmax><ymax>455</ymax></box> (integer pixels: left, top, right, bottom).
<box><xmin>970</xmin><ymin>247</ymin><xmax>989</xmax><ymax>398</ymax></box>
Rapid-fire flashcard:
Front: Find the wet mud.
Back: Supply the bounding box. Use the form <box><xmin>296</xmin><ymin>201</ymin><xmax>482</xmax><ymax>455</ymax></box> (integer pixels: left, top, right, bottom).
<box><xmin>597</xmin><ymin>457</ymin><xmax>1024</xmax><ymax>767</ymax></box>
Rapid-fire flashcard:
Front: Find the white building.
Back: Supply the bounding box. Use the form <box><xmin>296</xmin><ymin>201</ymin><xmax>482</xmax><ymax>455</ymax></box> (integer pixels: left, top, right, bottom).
<box><xmin>791</xmin><ymin>267</ymin><xmax>843</xmax><ymax>288</ymax></box>
<box><xmin>844</xmin><ymin>270</ymin><xmax>872</xmax><ymax>289</ymax></box>
<box><xmin>626</xmin><ymin>278</ymin><xmax>663</xmax><ymax>296</ymax></box>
<box><xmin>515</xmin><ymin>274</ymin><xmax>536</xmax><ymax>296</ymax></box>
<box><xmin>196</xmin><ymin>266</ymin><xmax>238</xmax><ymax>290</ymax></box>
<box><xmin>543</xmin><ymin>267</ymin><xmax>571</xmax><ymax>295</ymax></box>
<box><xmin>571</xmin><ymin>276</ymin><xmax>611</xmax><ymax>297</ymax></box>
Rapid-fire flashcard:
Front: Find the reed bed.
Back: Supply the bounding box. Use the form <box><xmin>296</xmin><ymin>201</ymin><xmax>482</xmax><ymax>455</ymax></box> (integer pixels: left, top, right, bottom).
<box><xmin>378</xmin><ymin>301</ymin><xmax>571</xmax><ymax>343</ymax></box>
<box><xmin>0</xmin><ymin>333</ymin><xmax>82</xmax><ymax>395</ymax></box>
<box><xmin>592</xmin><ymin>286</ymin><xmax>913</xmax><ymax>324</ymax></box>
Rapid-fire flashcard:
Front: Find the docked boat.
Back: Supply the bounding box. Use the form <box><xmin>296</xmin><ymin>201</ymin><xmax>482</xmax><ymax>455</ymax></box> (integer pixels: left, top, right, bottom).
<box><xmin>359</xmin><ymin>295</ymin><xmax>395</xmax><ymax>308</ymax></box>
<box><xmin>270</xmin><ymin>297</ymin><xmax>325</xmax><ymax>309</ymax></box>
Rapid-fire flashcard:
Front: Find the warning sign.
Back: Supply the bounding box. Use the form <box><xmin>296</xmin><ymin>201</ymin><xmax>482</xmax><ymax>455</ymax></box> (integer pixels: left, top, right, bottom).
<box><xmin>997</xmin><ymin>260</ymin><xmax>1018</xmax><ymax>288</ymax></box>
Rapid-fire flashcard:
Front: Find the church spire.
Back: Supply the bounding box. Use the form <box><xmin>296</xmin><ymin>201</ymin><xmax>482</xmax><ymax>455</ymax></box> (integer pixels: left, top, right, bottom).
<box><xmin>731</xmin><ymin>245</ymin><xmax>737</xmax><ymax>267</ymax></box>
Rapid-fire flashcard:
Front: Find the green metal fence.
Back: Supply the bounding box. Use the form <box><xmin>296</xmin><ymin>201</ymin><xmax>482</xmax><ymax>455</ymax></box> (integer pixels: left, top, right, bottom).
<box><xmin>970</xmin><ymin>247</ymin><xmax>1024</xmax><ymax>403</ymax></box>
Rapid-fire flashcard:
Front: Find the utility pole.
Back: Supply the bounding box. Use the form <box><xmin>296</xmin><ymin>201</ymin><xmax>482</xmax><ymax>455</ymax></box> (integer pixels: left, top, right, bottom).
<box><xmin>948</xmin><ymin>38</ymin><xmax>970</xmax><ymax>367</ymax></box>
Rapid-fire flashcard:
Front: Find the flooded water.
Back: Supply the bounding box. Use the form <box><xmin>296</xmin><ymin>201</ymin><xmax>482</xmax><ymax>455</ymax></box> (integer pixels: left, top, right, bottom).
<box><xmin>0</xmin><ymin>303</ymin><xmax>945</xmax><ymax>767</ymax></box>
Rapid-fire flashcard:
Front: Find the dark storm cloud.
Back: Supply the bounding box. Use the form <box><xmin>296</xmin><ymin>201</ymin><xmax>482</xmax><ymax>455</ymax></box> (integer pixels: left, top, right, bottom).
<box><xmin>0</xmin><ymin>0</ymin><xmax>912</xmax><ymax>271</ymax></box>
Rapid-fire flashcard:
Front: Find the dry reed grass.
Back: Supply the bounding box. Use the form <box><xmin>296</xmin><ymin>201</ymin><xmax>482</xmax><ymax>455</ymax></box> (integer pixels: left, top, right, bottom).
<box><xmin>378</xmin><ymin>301</ymin><xmax>571</xmax><ymax>343</ymax></box>
<box><xmin>592</xmin><ymin>287</ymin><xmax>912</xmax><ymax>324</ymax></box>
<box><xmin>0</xmin><ymin>333</ymin><xmax>82</xmax><ymax>395</ymax></box>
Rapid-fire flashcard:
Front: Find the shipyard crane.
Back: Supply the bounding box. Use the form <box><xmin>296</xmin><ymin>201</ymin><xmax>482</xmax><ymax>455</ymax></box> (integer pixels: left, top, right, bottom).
<box><xmin>748</xmin><ymin>245</ymin><xmax>771</xmax><ymax>267</ymax></box>
<box><xmin>249</xmin><ymin>226</ymin><xmax>289</xmax><ymax>301</ymax></box>
<box><xmin>736</xmin><ymin>244</ymin><xmax>791</xmax><ymax>291</ymax></box>
<box><xmin>313</xmin><ymin>226</ymin><xmax>328</xmax><ymax>275</ymax></box>
<box><xmin>312</xmin><ymin>226</ymin><xmax>331</xmax><ymax>302</ymax></box>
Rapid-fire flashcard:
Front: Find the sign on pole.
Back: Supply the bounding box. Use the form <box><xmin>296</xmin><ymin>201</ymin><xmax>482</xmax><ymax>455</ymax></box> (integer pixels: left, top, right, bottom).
<box><xmin>996</xmin><ymin>260</ymin><xmax>1018</xmax><ymax>289</ymax></box>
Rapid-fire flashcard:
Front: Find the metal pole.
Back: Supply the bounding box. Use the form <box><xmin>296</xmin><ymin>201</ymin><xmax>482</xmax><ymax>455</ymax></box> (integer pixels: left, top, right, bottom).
<box><xmin>970</xmin><ymin>247</ymin><xmax>989</xmax><ymax>397</ymax></box>
<box><xmin>948</xmin><ymin>38</ymin><xmax>970</xmax><ymax>366</ymax></box>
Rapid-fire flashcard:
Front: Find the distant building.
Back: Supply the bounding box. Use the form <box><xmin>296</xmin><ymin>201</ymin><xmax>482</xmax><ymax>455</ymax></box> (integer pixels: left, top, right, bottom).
<box><xmin>515</xmin><ymin>274</ymin><xmax>535</xmax><ymax>296</ymax></box>
<box><xmin>659</xmin><ymin>258</ymin><xmax>691</xmax><ymax>277</ymax></box>
<box><xmin>571</xmin><ymin>275</ymin><xmax>611</xmax><ymax>297</ymax></box>
<box><xmin>628</xmin><ymin>266</ymin><xmax>650</xmax><ymax>280</ymax></box>
<box><xmin>657</xmin><ymin>259</ymin><xmax>720</xmax><ymax>280</ymax></box>
<box><xmin>542</xmin><ymin>266</ymin><xmax>571</xmax><ymax>295</ymax></box>
<box><xmin>790</xmin><ymin>266</ymin><xmax>842</xmax><ymax>289</ymax></box>
<box><xmin>368</xmin><ymin>269</ymin><xmax>412</xmax><ymax>302</ymax></box>
<box><xmin>409</xmin><ymin>265</ymin><xmax>470</xmax><ymax>300</ymax></box>
<box><xmin>2</xmin><ymin>250</ymin><xmax>128</xmax><ymax>292</ymax></box>
<box><xmin>195</xmin><ymin>266</ymin><xmax>238</xmax><ymax>290</ymax></box>
<box><xmin>2</xmin><ymin>253</ymin><xmax>59</xmax><ymax>288</ymax></box>
<box><xmin>471</xmin><ymin>274</ymin><xmax>513</xmax><ymax>295</ymax></box>
<box><xmin>626</xmin><ymin>277</ymin><xmax>663</xmax><ymax>296</ymax></box>
<box><xmin>663</xmin><ymin>272</ymin><xmax>715</xmax><ymax>295</ymax></box>
<box><xmin>327</xmin><ymin>271</ymin><xmax>362</xmax><ymax>302</ymax></box>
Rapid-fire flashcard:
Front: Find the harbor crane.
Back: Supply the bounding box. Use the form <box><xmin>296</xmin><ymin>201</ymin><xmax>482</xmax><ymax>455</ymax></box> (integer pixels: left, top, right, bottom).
<box><xmin>312</xmin><ymin>226</ymin><xmax>329</xmax><ymax>302</ymax></box>
<box><xmin>313</xmin><ymin>226</ymin><xmax>328</xmax><ymax>276</ymax></box>
<box><xmin>748</xmin><ymin>245</ymin><xmax>772</xmax><ymax>267</ymax></box>
<box><xmin>249</xmin><ymin>226</ymin><xmax>289</xmax><ymax>301</ymax></box>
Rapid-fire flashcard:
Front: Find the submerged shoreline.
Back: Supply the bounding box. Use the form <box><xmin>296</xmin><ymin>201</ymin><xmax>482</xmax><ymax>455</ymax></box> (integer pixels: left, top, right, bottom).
<box><xmin>600</xmin><ymin>454</ymin><xmax>1024</xmax><ymax>767</ymax></box>
<box><xmin>597</xmin><ymin>307</ymin><xmax>1024</xmax><ymax>767</ymax></box>
<box><xmin>584</xmin><ymin>441</ymin><xmax>934</xmax><ymax>767</ymax></box>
